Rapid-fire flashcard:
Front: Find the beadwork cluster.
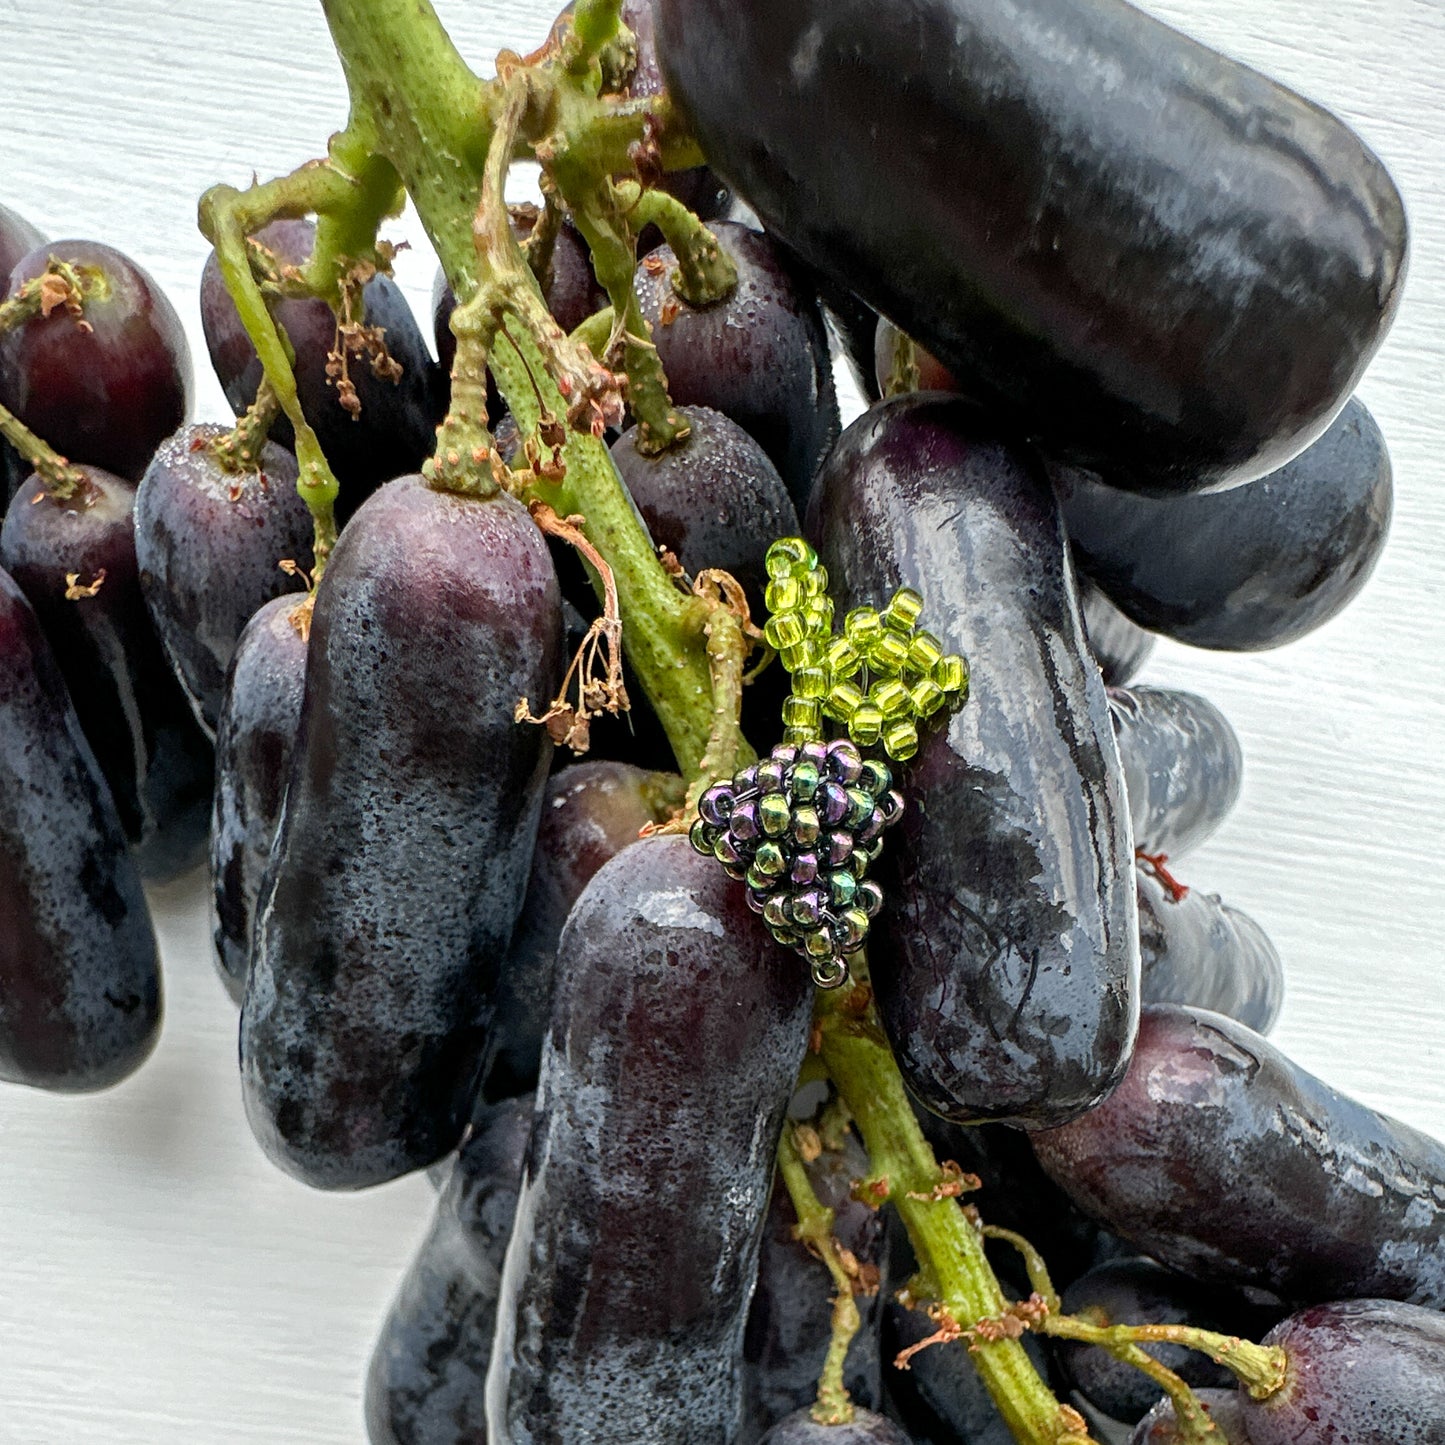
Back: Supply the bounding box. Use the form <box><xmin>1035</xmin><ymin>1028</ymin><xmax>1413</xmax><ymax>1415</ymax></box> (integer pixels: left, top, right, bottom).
<box><xmin>689</xmin><ymin>740</ymin><xmax>902</xmax><ymax>987</ymax></box>
<box><xmin>761</xmin><ymin>537</ymin><xmax>968</xmax><ymax>759</ymax></box>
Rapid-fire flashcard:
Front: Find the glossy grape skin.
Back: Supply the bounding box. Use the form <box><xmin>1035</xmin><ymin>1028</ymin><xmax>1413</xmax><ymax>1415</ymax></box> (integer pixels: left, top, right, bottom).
<box><xmin>633</xmin><ymin>221</ymin><xmax>839</xmax><ymax>509</ymax></box>
<box><xmin>810</xmin><ymin>395</ymin><xmax>1137</xmax><ymax>1129</ymax></box>
<box><xmin>200</xmin><ymin>220</ymin><xmax>440</xmax><ymax>518</ymax></box>
<box><xmin>209</xmin><ymin>596</ymin><xmax>308</xmax><ymax>1003</ymax></box>
<box><xmin>1053</xmin><ymin>397</ymin><xmax>1392</xmax><ymax>650</ymax></box>
<box><xmin>1241</xmin><ymin>1299</ymin><xmax>1445</xmax><ymax>1445</ymax></box>
<box><xmin>742</xmin><ymin>1130</ymin><xmax>888</xmax><ymax>1437</ymax></box>
<box><xmin>656</xmin><ymin>0</ymin><xmax>1405</xmax><ymax>495</ymax></box>
<box><xmin>134</xmin><ymin>424</ymin><xmax>312</xmax><ymax>735</ymax></box>
<box><xmin>759</xmin><ymin>1409</ymin><xmax>914</xmax><ymax>1445</ymax></box>
<box><xmin>1033</xmin><ymin>1005</ymin><xmax>1445</xmax><ymax>1309</ymax></box>
<box><xmin>486</xmin><ymin>759</ymin><xmax>681</xmax><ymax>1098</ymax></box>
<box><xmin>1128</xmin><ymin>1390</ymin><xmax>1250</xmax><ymax>1444</ymax></box>
<box><xmin>1109</xmin><ymin>686</ymin><xmax>1243</xmax><ymax>860</ymax></box>
<box><xmin>1080</xmin><ymin>579</ymin><xmax>1156</xmax><ymax>687</ymax></box>
<box><xmin>242</xmin><ymin>476</ymin><xmax>561</xmax><ymax>1188</ymax></box>
<box><xmin>364</xmin><ymin>1094</ymin><xmax>533</xmax><ymax>1445</ymax></box>
<box><xmin>611</xmin><ymin>403</ymin><xmax>799</xmax><ymax>616</ymax></box>
<box><xmin>1055</xmin><ymin>1258</ymin><xmax>1278</xmax><ymax>1425</ymax></box>
<box><xmin>485</xmin><ymin>835</ymin><xmax>812</xmax><ymax>1444</ymax></box>
<box><xmin>0</xmin><ymin>204</ymin><xmax>46</xmax><ymax>500</ymax></box>
<box><xmin>0</xmin><ymin>240</ymin><xmax>191</xmax><ymax>483</ymax></box>
<box><xmin>1</xmin><ymin>467</ymin><xmax>213</xmax><ymax>880</ymax></box>
<box><xmin>0</xmin><ymin>568</ymin><xmax>161</xmax><ymax>1090</ymax></box>
<box><xmin>1136</xmin><ymin>869</ymin><xmax>1283</xmax><ymax>1034</ymax></box>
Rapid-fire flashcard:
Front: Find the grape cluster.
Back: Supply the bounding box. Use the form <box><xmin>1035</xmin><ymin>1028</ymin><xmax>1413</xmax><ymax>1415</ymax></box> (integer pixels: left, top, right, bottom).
<box><xmin>762</xmin><ymin>537</ymin><xmax>967</xmax><ymax>759</ymax></box>
<box><xmin>690</xmin><ymin>738</ymin><xmax>902</xmax><ymax>987</ymax></box>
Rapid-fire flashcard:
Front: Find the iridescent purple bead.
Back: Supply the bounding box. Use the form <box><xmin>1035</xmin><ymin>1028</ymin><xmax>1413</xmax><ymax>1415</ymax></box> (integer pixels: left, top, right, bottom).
<box><xmin>856</xmin><ymin>808</ymin><xmax>886</xmax><ymax>845</ymax></box>
<box><xmin>823</xmin><ymin>831</ymin><xmax>854</xmax><ymax>867</ymax></box>
<box><xmin>756</xmin><ymin>758</ymin><xmax>787</xmax><ymax>792</ymax></box>
<box><xmin>698</xmin><ymin>784</ymin><xmax>735</xmax><ymax>828</ymax></box>
<box><xmin>729</xmin><ymin>799</ymin><xmax>761</xmax><ymax>842</ymax></box>
<box><xmin>858</xmin><ymin>880</ymin><xmax>884</xmax><ymax>917</ymax></box>
<box><xmin>825</xmin><ymin>739</ymin><xmax>864</xmax><ymax>783</ymax></box>
<box><xmin>798</xmin><ymin>739</ymin><xmax>829</xmax><ymax>770</ymax></box>
<box><xmin>878</xmin><ymin>789</ymin><xmax>905</xmax><ymax>824</ymax></box>
<box><xmin>745</xmin><ymin>887</ymin><xmax>768</xmax><ymax>914</ymax></box>
<box><xmin>791</xmin><ymin>851</ymin><xmax>819</xmax><ymax>886</ymax></box>
<box><xmin>713</xmin><ymin>835</ymin><xmax>744</xmax><ymax>867</ymax></box>
<box><xmin>820</xmin><ymin>781</ymin><xmax>851</xmax><ymax>826</ymax></box>
<box><xmin>688</xmin><ymin>818</ymin><xmax>717</xmax><ymax>856</ymax></box>
<box><xmin>732</xmin><ymin>764</ymin><xmax>759</xmax><ymax>796</ymax></box>
<box><xmin>771</xmin><ymin>742</ymin><xmax>800</xmax><ymax>765</ymax></box>
<box><xmin>790</xmin><ymin>889</ymin><xmax>826</xmax><ymax>927</ymax></box>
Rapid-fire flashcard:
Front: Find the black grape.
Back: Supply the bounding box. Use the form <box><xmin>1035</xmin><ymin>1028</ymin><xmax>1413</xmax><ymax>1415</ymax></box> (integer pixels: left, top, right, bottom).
<box><xmin>1079</xmin><ymin>577</ymin><xmax>1156</xmax><ymax>687</ymax></box>
<box><xmin>0</xmin><ymin>567</ymin><xmax>161</xmax><ymax>1090</ymax></box>
<box><xmin>759</xmin><ymin>1409</ymin><xmax>914</xmax><ymax>1445</ymax></box>
<box><xmin>0</xmin><ymin>203</ymin><xmax>45</xmax><ymax>501</ymax></box>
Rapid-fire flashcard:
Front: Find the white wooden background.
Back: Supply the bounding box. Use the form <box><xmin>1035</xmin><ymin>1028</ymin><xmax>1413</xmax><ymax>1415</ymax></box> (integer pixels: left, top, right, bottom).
<box><xmin>0</xmin><ymin>0</ymin><xmax>1441</xmax><ymax>1440</ymax></box>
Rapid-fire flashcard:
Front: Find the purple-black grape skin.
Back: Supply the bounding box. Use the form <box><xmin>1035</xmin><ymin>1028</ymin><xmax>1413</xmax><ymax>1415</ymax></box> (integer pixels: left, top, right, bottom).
<box><xmin>1055</xmin><ymin>1257</ymin><xmax>1279</xmax><ymax>1424</ymax></box>
<box><xmin>1108</xmin><ymin>686</ymin><xmax>1243</xmax><ymax>860</ymax></box>
<box><xmin>0</xmin><ymin>568</ymin><xmax>161</xmax><ymax>1091</ymax></box>
<box><xmin>0</xmin><ymin>205</ymin><xmax>46</xmax><ymax>500</ymax></box>
<box><xmin>365</xmin><ymin>1094</ymin><xmax>534</xmax><ymax>1445</ymax></box>
<box><xmin>486</xmin><ymin>759</ymin><xmax>681</xmax><ymax>1098</ymax></box>
<box><xmin>633</xmin><ymin>221</ymin><xmax>839</xmax><ymax>510</ymax></box>
<box><xmin>0</xmin><ymin>240</ymin><xmax>192</xmax><ymax>484</ymax></box>
<box><xmin>1128</xmin><ymin>1389</ymin><xmax>1251</xmax><ymax>1444</ymax></box>
<box><xmin>1</xmin><ymin>466</ymin><xmax>213</xmax><ymax>880</ymax></box>
<box><xmin>241</xmin><ymin>476</ymin><xmax>562</xmax><ymax>1189</ymax></box>
<box><xmin>759</xmin><ymin>1409</ymin><xmax>915</xmax><ymax>1445</ymax></box>
<box><xmin>209</xmin><ymin>596</ymin><xmax>308</xmax><ymax>1004</ymax></box>
<box><xmin>1033</xmin><ymin>1005</ymin><xmax>1445</xmax><ymax>1309</ymax></box>
<box><xmin>1241</xmin><ymin>1299</ymin><xmax>1445</xmax><ymax>1445</ymax></box>
<box><xmin>809</xmin><ymin>395</ymin><xmax>1138</xmax><ymax>1129</ymax></box>
<box><xmin>1079</xmin><ymin>578</ymin><xmax>1156</xmax><ymax>688</ymax></box>
<box><xmin>742</xmin><ymin>1130</ymin><xmax>888</xmax><ymax>1437</ymax></box>
<box><xmin>200</xmin><ymin>220</ymin><xmax>441</xmax><ymax>519</ymax></box>
<box><xmin>611</xmin><ymin>403</ymin><xmax>799</xmax><ymax>617</ymax></box>
<box><xmin>134</xmin><ymin>424</ymin><xmax>313</xmax><ymax>735</ymax></box>
<box><xmin>1135</xmin><ymin>869</ymin><xmax>1284</xmax><ymax>1035</ymax></box>
<box><xmin>655</xmin><ymin>0</ymin><xmax>1406</xmax><ymax>496</ymax></box>
<box><xmin>485</xmin><ymin>835</ymin><xmax>813</xmax><ymax>1444</ymax></box>
<box><xmin>1053</xmin><ymin>396</ymin><xmax>1393</xmax><ymax>650</ymax></box>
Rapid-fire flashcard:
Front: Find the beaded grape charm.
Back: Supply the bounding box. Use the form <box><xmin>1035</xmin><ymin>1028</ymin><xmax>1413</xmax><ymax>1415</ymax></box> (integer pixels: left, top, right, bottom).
<box><xmin>691</xmin><ymin>537</ymin><xmax>968</xmax><ymax>987</ymax></box>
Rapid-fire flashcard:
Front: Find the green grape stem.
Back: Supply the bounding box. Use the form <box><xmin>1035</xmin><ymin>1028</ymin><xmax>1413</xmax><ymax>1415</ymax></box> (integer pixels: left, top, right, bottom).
<box><xmin>0</xmin><ymin>398</ymin><xmax>93</xmax><ymax>501</ymax></box>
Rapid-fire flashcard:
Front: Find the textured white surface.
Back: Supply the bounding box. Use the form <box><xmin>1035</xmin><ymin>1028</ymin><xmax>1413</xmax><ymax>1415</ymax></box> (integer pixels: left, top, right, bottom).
<box><xmin>0</xmin><ymin>0</ymin><xmax>1442</xmax><ymax>1440</ymax></box>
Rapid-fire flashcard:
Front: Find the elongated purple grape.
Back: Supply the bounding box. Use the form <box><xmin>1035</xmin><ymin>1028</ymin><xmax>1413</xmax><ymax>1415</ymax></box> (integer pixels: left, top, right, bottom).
<box><xmin>135</xmin><ymin>424</ymin><xmax>312</xmax><ymax>734</ymax></box>
<box><xmin>0</xmin><ymin>205</ymin><xmax>45</xmax><ymax>500</ymax></box>
<box><xmin>634</xmin><ymin>221</ymin><xmax>839</xmax><ymax>508</ymax></box>
<box><xmin>365</xmin><ymin>1094</ymin><xmax>533</xmax><ymax>1445</ymax></box>
<box><xmin>0</xmin><ymin>568</ymin><xmax>160</xmax><ymax>1089</ymax></box>
<box><xmin>200</xmin><ymin>220</ymin><xmax>440</xmax><ymax>517</ymax></box>
<box><xmin>1241</xmin><ymin>1299</ymin><xmax>1445</xmax><ymax>1444</ymax></box>
<box><xmin>743</xmin><ymin>1129</ymin><xmax>888</xmax><ymax>1436</ymax></box>
<box><xmin>1033</xmin><ymin>1006</ymin><xmax>1445</xmax><ymax>1308</ymax></box>
<box><xmin>1053</xmin><ymin>397</ymin><xmax>1392</xmax><ymax>650</ymax></box>
<box><xmin>242</xmin><ymin>476</ymin><xmax>561</xmax><ymax>1188</ymax></box>
<box><xmin>1055</xmin><ymin>1257</ymin><xmax>1279</xmax><ymax>1424</ymax></box>
<box><xmin>1</xmin><ymin>467</ymin><xmax>213</xmax><ymax>879</ymax></box>
<box><xmin>0</xmin><ymin>240</ymin><xmax>191</xmax><ymax>482</ymax></box>
<box><xmin>1136</xmin><ymin>869</ymin><xmax>1283</xmax><ymax>1034</ymax></box>
<box><xmin>210</xmin><ymin>596</ymin><xmax>308</xmax><ymax>1003</ymax></box>
<box><xmin>485</xmin><ymin>835</ymin><xmax>812</xmax><ymax>1444</ymax></box>
<box><xmin>811</xmin><ymin>395</ymin><xmax>1137</xmax><ymax>1128</ymax></box>
<box><xmin>1080</xmin><ymin>578</ymin><xmax>1156</xmax><ymax>688</ymax></box>
<box><xmin>487</xmin><ymin>759</ymin><xmax>681</xmax><ymax>1097</ymax></box>
<box><xmin>1109</xmin><ymin>687</ymin><xmax>1243</xmax><ymax>860</ymax></box>
<box><xmin>1129</xmin><ymin>1390</ymin><xmax>1250</xmax><ymax>1444</ymax></box>
<box><xmin>760</xmin><ymin>1409</ymin><xmax>913</xmax><ymax>1445</ymax></box>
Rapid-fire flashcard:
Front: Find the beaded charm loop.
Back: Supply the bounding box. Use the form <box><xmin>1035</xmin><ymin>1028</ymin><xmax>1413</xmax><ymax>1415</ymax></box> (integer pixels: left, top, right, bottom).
<box><xmin>692</xmin><ymin>536</ymin><xmax>970</xmax><ymax>989</ymax></box>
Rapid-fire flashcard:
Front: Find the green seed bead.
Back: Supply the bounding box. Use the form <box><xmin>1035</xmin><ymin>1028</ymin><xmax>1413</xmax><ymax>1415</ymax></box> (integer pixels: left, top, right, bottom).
<box><xmin>868</xmin><ymin>632</ymin><xmax>910</xmax><ymax>673</ymax></box>
<box><xmin>883</xmin><ymin>718</ymin><xmax>919</xmax><ymax>761</ymax></box>
<box><xmin>767</xmin><ymin>537</ymin><xmax>815</xmax><ymax>578</ymax></box>
<box><xmin>791</xmin><ymin>805</ymin><xmax>821</xmax><ymax>846</ymax></box>
<box><xmin>759</xmin><ymin>792</ymin><xmax>792</xmax><ymax>837</ymax></box>
<box><xmin>858</xmin><ymin>759</ymin><xmax>892</xmax><ymax>795</ymax></box>
<box><xmin>829</xmin><ymin>870</ymin><xmax>859</xmax><ymax>909</ymax></box>
<box><xmin>763</xmin><ymin>895</ymin><xmax>791</xmax><ymax>931</ymax></box>
<box><xmin>765</xmin><ymin>611</ymin><xmax>807</xmax><ymax>650</ymax></box>
<box><xmin>782</xmin><ymin>725</ymin><xmax>815</xmax><ymax>748</ymax></box>
<box><xmin>689</xmin><ymin>818</ymin><xmax>715</xmax><ymax>855</ymax></box>
<box><xmin>838</xmin><ymin>908</ymin><xmax>870</xmax><ymax>949</ymax></box>
<box><xmin>845</xmin><ymin>786</ymin><xmax>874</xmax><ymax>827</ymax></box>
<box><xmin>850</xmin><ymin>702</ymin><xmax>883</xmax><ymax>746</ymax></box>
<box><xmin>804</xmin><ymin>927</ymin><xmax>836</xmax><ymax>960</ymax></box>
<box><xmin>825</xmin><ymin>679</ymin><xmax>865</xmax><ymax>722</ymax></box>
<box><xmin>790</xmin><ymin>760</ymin><xmax>821</xmax><ymax>801</ymax></box>
<box><xmin>844</xmin><ymin>607</ymin><xmax>882</xmax><ymax>648</ymax></box>
<box><xmin>907</xmin><ymin>631</ymin><xmax>944</xmax><ymax>675</ymax></box>
<box><xmin>802</xmin><ymin>565</ymin><xmax>829</xmax><ymax>596</ymax></box>
<box><xmin>882</xmin><ymin>587</ymin><xmax>923</xmax><ymax>633</ymax></box>
<box><xmin>765</xmin><ymin>577</ymin><xmax>802</xmax><ymax>613</ymax></box>
<box><xmin>802</xmin><ymin>596</ymin><xmax>834</xmax><ymax>636</ymax></box>
<box><xmin>754</xmin><ymin>841</ymin><xmax>788</xmax><ymax>876</ymax></box>
<box><xmin>870</xmin><ymin>677</ymin><xmax>911</xmax><ymax>719</ymax></box>
<box><xmin>782</xmin><ymin>696</ymin><xmax>822</xmax><ymax>732</ymax></box>
<box><xmin>823</xmin><ymin>636</ymin><xmax>861</xmax><ymax>679</ymax></box>
<box><xmin>793</xmin><ymin>666</ymin><xmax>827</xmax><ymax>701</ymax></box>
<box><xmin>780</xmin><ymin>637</ymin><xmax>822</xmax><ymax>672</ymax></box>
<box><xmin>909</xmin><ymin>677</ymin><xmax>946</xmax><ymax>717</ymax></box>
<box><xmin>770</xmin><ymin>924</ymin><xmax>800</xmax><ymax>948</ymax></box>
<box><xmin>934</xmin><ymin>654</ymin><xmax>968</xmax><ymax>696</ymax></box>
